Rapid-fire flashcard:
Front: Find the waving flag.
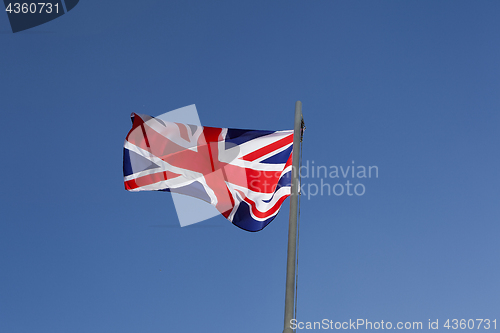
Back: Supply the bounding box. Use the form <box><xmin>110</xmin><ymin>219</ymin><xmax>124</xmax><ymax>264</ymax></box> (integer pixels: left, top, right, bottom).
<box><xmin>123</xmin><ymin>113</ymin><xmax>293</xmax><ymax>232</ymax></box>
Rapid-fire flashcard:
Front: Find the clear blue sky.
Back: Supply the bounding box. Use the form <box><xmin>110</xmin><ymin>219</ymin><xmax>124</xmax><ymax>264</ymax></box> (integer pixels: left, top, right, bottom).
<box><xmin>1</xmin><ymin>1</ymin><xmax>499</xmax><ymax>332</ymax></box>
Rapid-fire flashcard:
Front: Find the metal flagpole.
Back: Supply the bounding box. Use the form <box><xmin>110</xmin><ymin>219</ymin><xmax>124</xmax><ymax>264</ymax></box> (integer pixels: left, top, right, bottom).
<box><xmin>283</xmin><ymin>101</ymin><xmax>303</xmax><ymax>333</ymax></box>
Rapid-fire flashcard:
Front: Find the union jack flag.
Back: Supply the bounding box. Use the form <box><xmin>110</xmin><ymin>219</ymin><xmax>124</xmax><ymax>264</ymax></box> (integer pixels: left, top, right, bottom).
<box><xmin>123</xmin><ymin>113</ymin><xmax>294</xmax><ymax>231</ymax></box>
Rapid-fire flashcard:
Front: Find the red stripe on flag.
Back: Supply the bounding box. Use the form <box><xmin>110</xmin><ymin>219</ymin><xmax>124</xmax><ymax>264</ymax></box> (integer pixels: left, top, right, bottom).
<box><xmin>223</xmin><ymin>164</ymin><xmax>287</xmax><ymax>194</ymax></box>
<box><xmin>241</xmin><ymin>134</ymin><xmax>293</xmax><ymax>161</ymax></box>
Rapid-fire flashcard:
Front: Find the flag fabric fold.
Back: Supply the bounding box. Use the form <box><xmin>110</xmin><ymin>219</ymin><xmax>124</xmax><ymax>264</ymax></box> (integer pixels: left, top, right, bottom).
<box><xmin>123</xmin><ymin>113</ymin><xmax>293</xmax><ymax>232</ymax></box>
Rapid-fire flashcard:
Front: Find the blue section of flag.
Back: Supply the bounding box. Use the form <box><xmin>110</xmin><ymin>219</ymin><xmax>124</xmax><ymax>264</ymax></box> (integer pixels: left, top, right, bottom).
<box><xmin>261</xmin><ymin>145</ymin><xmax>293</xmax><ymax>164</ymax></box>
<box><xmin>225</xmin><ymin>128</ymin><xmax>274</xmax><ymax>149</ymax></box>
<box><xmin>123</xmin><ymin>148</ymin><xmax>159</xmax><ymax>176</ymax></box>
<box><xmin>231</xmin><ymin>201</ymin><xmax>276</xmax><ymax>232</ymax></box>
